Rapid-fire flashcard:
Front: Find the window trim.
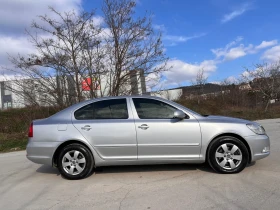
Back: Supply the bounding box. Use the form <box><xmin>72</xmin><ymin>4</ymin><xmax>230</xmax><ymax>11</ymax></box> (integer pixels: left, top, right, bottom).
<box><xmin>74</xmin><ymin>98</ymin><xmax>129</xmax><ymax>120</ymax></box>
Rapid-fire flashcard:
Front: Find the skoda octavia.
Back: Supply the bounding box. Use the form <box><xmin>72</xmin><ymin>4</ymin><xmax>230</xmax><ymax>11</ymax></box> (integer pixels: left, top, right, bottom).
<box><xmin>26</xmin><ymin>96</ymin><xmax>270</xmax><ymax>179</ymax></box>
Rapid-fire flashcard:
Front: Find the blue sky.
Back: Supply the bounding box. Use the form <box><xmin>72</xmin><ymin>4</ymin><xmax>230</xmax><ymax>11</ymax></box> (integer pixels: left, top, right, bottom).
<box><xmin>1</xmin><ymin>0</ymin><xmax>280</xmax><ymax>88</ymax></box>
<box><xmin>83</xmin><ymin>0</ymin><xmax>280</xmax><ymax>87</ymax></box>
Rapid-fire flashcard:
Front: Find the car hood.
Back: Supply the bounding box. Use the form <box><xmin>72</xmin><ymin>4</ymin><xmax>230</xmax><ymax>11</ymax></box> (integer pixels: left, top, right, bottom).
<box><xmin>201</xmin><ymin>115</ymin><xmax>253</xmax><ymax>124</ymax></box>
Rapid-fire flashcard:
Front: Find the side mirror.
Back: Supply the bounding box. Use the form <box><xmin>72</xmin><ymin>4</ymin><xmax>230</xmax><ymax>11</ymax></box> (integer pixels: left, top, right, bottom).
<box><xmin>173</xmin><ymin>110</ymin><xmax>186</xmax><ymax>120</ymax></box>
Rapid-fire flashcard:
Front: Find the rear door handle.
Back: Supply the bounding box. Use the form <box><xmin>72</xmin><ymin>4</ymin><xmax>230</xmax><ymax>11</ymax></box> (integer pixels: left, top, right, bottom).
<box><xmin>81</xmin><ymin>125</ymin><xmax>92</xmax><ymax>131</ymax></box>
<box><xmin>138</xmin><ymin>124</ymin><xmax>149</xmax><ymax>130</ymax></box>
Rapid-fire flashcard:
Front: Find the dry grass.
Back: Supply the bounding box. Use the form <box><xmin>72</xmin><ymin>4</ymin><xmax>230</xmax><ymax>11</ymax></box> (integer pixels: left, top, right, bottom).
<box><xmin>176</xmin><ymin>98</ymin><xmax>280</xmax><ymax>120</ymax></box>
<box><xmin>0</xmin><ymin>106</ymin><xmax>60</xmax><ymax>152</ymax></box>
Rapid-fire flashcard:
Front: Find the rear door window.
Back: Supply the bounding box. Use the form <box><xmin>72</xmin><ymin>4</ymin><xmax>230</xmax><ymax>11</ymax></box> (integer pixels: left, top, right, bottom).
<box><xmin>74</xmin><ymin>99</ymin><xmax>128</xmax><ymax>120</ymax></box>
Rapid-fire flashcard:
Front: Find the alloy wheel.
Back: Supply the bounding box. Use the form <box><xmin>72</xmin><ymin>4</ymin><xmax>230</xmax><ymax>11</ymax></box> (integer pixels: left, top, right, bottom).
<box><xmin>215</xmin><ymin>143</ymin><xmax>242</xmax><ymax>170</ymax></box>
<box><xmin>62</xmin><ymin>150</ymin><xmax>86</xmax><ymax>175</ymax></box>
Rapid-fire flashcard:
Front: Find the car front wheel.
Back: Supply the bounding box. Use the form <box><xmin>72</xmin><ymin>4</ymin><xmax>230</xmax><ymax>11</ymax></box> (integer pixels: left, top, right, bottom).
<box><xmin>207</xmin><ymin>136</ymin><xmax>249</xmax><ymax>173</ymax></box>
<box><xmin>58</xmin><ymin>143</ymin><xmax>94</xmax><ymax>180</ymax></box>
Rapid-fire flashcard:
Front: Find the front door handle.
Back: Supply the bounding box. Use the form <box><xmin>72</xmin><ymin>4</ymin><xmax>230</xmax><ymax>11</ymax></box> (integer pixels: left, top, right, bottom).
<box><xmin>138</xmin><ymin>124</ymin><xmax>149</xmax><ymax>130</ymax></box>
<box><xmin>81</xmin><ymin>125</ymin><xmax>92</xmax><ymax>131</ymax></box>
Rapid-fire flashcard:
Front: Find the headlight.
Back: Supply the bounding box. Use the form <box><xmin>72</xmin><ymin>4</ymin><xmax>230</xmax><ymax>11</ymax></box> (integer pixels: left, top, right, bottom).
<box><xmin>246</xmin><ymin>123</ymin><xmax>266</xmax><ymax>135</ymax></box>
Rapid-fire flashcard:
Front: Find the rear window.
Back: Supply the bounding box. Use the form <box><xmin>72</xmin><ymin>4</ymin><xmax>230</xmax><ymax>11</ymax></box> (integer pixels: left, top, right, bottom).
<box><xmin>74</xmin><ymin>99</ymin><xmax>128</xmax><ymax>120</ymax></box>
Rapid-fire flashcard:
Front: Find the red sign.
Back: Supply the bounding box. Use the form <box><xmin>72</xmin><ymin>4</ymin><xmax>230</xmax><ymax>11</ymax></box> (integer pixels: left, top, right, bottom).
<box><xmin>82</xmin><ymin>78</ymin><xmax>100</xmax><ymax>91</ymax></box>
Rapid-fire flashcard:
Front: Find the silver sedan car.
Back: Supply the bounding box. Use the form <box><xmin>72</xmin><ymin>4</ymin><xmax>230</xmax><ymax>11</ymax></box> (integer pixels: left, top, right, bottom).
<box><xmin>26</xmin><ymin>96</ymin><xmax>270</xmax><ymax>179</ymax></box>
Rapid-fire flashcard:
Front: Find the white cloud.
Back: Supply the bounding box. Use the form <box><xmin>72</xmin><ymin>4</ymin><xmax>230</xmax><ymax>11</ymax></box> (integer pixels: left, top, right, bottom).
<box><xmin>96</xmin><ymin>28</ymin><xmax>112</xmax><ymax>40</ymax></box>
<box><xmin>153</xmin><ymin>24</ymin><xmax>166</xmax><ymax>31</ymax></box>
<box><xmin>0</xmin><ymin>1</ymin><xmax>111</xmax><ymax>87</ymax></box>
<box><xmin>0</xmin><ymin>74</ymin><xmax>21</xmax><ymax>82</ymax></box>
<box><xmin>163</xmin><ymin>33</ymin><xmax>206</xmax><ymax>46</ymax></box>
<box><xmin>240</xmin><ymin>70</ymin><xmax>250</xmax><ymax>78</ymax></box>
<box><xmin>261</xmin><ymin>45</ymin><xmax>280</xmax><ymax>62</ymax></box>
<box><xmin>221</xmin><ymin>3</ymin><xmax>252</xmax><ymax>23</ymax></box>
<box><xmin>225</xmin><ymin>76</ymin><xmax>239</xmax><ymax>84</ymax></box>
<box><xmin>0</xmin><ymin>0</ymin><xmax>82</xmax><ymax>69</ymax></box>
<box><xmin>151</xmin><ymin>37</ymin><xmax>279</xmax><ymax>88</ymax></box>
<box><xmin>156</xmin><ymin>37</ymin><xmax>279</xmax><ymax>88</ymax></box>
<box><xmin>0</xmin><ymin>36</ymin><xmax>35</xmax><ymax>67</ymax></box>
<box><xmin>224</xmin><ymin>45</ymin><xmax>247</xmax><ymax>61</ymax></box>
<box><xmin>211</xmin><ymin>36</ymin><xmax>244</xmax><ymax>58</ymax></box>
<box><xmin>255</xmin><ymin>40</ymin><xmax>278</xmax><ymax>50</ymax></box>
<box><xmin>153</xmin><ymin>23</ymin><xmax>206</xmax><ymax>46</ymax></box>
<box><xmin>209</xmin><ymin>81</ymin><xmax>221</xmax><ymax>85</ymax></box>
<box><xmin>92</xmin><ymin>16</ymin><xmax>104</xmax><ymax>26</ymax></box>
<box><xmin>211</xmin><ymin>76</ymin><xmax>239</xmax><ymax>85</ymax></box>
<box><xmin>0</xmin><ymin>0</ymin><xmax>82</xmax><ymax>36</ymax></box>
<box><xmin>211</xmin><ymin>37</ymin><xmax>278</xmax><ymax>61</ymax></box>
<box><xmin>145</xmin><ymin>72</ymin><xmax>162</xmax><ymax>92</ymax></box>
<box><xmin>161</xmin><ymin>59</ymin><xmax>217</xmax><ymax>86</ymax></box>
<box><xmin>164</xmin><ymin>35</ymin><xmax>189</xmax><ymax>42</ymax></box>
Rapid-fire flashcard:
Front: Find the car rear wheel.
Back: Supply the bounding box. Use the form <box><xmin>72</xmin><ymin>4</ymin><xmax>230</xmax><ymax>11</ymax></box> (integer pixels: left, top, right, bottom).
<box><xmin>207</xmin><ymin>136</ymin><xmax>249</xmax><ymax>173</ymax></box>
<box><xmin>58</xmin><ymin>143</ymin><xmax>94</xmax><ymax>180</ymax></box>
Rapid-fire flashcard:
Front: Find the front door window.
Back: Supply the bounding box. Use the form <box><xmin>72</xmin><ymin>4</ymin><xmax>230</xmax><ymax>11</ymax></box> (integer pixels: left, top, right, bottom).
<box><xmin>132</xmin><ymin>98</ymin><xmax>177</xmax><ymax>119</ymax></box>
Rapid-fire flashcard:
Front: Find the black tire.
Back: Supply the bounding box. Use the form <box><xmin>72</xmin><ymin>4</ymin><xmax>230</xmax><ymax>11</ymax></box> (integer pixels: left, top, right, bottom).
<box><xmin>58</xmin><ymin>143</ymin><xmax>94</xmax><ymax>180</ymax></box>
<box><xmin>207</xmin><ymin>136</ymin><xmax>249</xmax><ymax>174</ymax></box>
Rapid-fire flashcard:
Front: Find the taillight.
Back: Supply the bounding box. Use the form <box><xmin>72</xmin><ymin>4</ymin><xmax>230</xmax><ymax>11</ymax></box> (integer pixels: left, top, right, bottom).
<box><xmin>28</xmin><ymin>122</ymin><xmax>33</xmax><ymax>137</ymax></box>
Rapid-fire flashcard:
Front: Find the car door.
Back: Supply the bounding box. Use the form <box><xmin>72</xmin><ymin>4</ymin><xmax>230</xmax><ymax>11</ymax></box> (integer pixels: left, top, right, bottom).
<box><xmin>131</xmin><ymin>98</ymin><xmax>201</xmax><ymax>160</ymax></box>
<box><xmin>72</xmin><ymin>98</ymin><xmax>137</xmax><ymax>160</ymax></box>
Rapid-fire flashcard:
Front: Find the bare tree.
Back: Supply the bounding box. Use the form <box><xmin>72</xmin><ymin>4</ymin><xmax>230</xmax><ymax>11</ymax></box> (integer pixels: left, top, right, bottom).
<box><xmin>2</xmin><ymin>7</ymin><xmax>103</xmax><ymax>107</ymax></box>
<box><xmin>243</xmin><ymin>61</ymin><xmax>280</xmax><ymax>112</ymax></box>
<box><xmin>191</xmin><ymin>68</ymin><xmax>208</xmax><ymax>103</ymax></box>
<box><xmin>219</xmin><ymin>77</ymin><xmax>240</xmax><ymax>106</ymax></box>
<box><xmin>195</xmin><ymin>69</ymin><xmax>208</xmax><ymax>94</ymax></box>
<box><xmin>3</xmin><ymin>1</ymin><xmax>169</xmax><ymax>108</ymax></box>
<box><xmin>102</xmin><ymin>0</ymin><xmax>169</xmax><ymax>96</ymax></box>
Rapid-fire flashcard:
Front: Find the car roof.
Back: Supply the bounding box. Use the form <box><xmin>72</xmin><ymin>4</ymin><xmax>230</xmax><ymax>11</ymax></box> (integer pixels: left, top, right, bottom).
<box><xmin>81</xmin><ymin>95</ymin><xmax>164</xmax><ymax>103</ymax></box>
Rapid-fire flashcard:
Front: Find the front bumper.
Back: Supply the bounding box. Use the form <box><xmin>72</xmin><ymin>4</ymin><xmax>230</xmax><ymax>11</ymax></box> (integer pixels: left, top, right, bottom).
<box><xmin>245</xmin><ymin>134</ymin><xmax>270</xmax><ymax>162</ymax></box>
<box><xmin>26</xmin><ymin>140</ymin><xmax>60</xmax><ymax>165</ymax></box>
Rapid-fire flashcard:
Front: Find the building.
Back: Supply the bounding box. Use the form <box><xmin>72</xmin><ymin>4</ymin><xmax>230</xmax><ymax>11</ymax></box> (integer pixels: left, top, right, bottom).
<box><xmin>0</xmin><ymin>70</ymin><xmax>146</xmax><ymax>109</ymax></box>
<box><xmin>0</xmin><ymin>81</ymin><xmax>26</xmax><ymax>109</ymax></box>
<box><xmin>150</xmin><ymin>83</ymin><xmax>253</xmax><ymax>101</ymax></box>
<box><xmin>150</xmin><ymin>83</ymin><xmax>222</xmax><ymax>101</ymax></box>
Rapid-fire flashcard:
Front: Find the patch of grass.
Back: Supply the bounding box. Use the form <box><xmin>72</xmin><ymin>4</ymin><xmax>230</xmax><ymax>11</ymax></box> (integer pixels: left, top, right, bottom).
<box><xmin>0</xmin><ymin>106</ymin><xmax>59</xmax><ymax>153</ymax></box>
<box><xmin>0</xmin><ymin>133</ymin><xmax>28</xmax><ymax>153</ymax></box>
<box><xmin>175</xmin><ymin>98</ymin><xmax>280</xmax><ymax>121</ymax></box>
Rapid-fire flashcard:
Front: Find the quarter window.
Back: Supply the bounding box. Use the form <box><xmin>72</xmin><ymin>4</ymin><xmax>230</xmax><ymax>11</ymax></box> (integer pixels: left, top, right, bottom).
<box><xmin>132</xmin><ymin>98</ymin><xmax>178</xmax><ymax>119</ymax></box>
<box><xmin>74</xmin><ymin>99</ymin><xmax>128</xmax><ymax>120</ymax></box>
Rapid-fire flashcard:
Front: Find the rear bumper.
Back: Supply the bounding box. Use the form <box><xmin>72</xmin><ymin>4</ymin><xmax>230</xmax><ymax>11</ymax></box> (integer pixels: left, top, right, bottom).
<box><xmin>245</xmin><ymin>134</ymin><xmax>270</xmax><ymax>162</ymax></box>
<box><xmin>26</xmin><ymin>140</ymin><xmax>60</xmax><ymax>165</ymax></box>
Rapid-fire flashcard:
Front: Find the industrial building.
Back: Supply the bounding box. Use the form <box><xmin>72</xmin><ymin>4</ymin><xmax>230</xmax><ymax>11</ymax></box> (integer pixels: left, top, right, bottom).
<box><xmin>0</xmin><ymin>70</ymin><xmax>147</xmax><ymax>109</ymax></box>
